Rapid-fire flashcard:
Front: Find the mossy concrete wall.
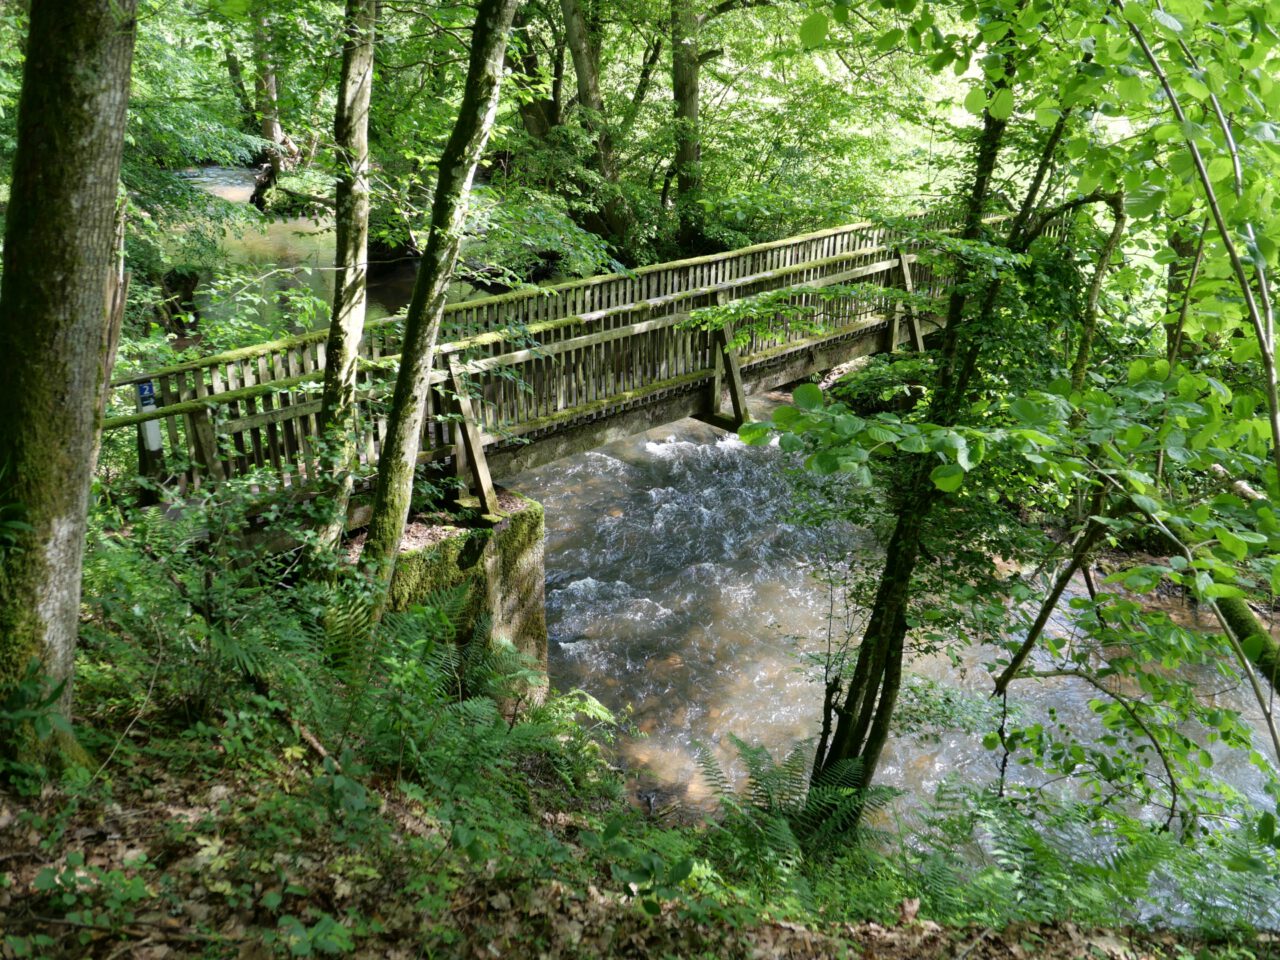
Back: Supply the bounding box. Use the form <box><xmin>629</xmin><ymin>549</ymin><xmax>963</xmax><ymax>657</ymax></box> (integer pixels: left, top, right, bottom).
<box><xmin>388</xmin><ymin>496</ymin><xmax>547</xmax><ymax>673</ymax></box>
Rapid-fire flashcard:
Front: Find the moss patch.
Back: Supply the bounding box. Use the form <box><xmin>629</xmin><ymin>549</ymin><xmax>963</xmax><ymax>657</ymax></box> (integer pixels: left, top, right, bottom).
<box><xmin>388</xmin><ymin>494</ymin><xmax>547</xmax><ymax>667</ymax></box>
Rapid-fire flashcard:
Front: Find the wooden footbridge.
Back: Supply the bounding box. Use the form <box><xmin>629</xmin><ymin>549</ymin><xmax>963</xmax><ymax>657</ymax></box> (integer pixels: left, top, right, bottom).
<box><xmin>102</xmin><ymin>210</ymin><xmax>1028</xmax><ymax>515</ymax></box>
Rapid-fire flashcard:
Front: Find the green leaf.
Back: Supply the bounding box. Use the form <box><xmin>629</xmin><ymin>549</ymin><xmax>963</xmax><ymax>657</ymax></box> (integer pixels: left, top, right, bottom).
<box><xmin>1227</xmin><ymin>853</ymin><xmax>1268</xmax><ymax>873</ymax></box>
<box><xmin>808</xmin><ymin>451</ymin><xmax>841</xmax><ymax>474</ymax></box>
<box><xmin>799</xmin><ymin>12</ymin><xmax>829</xmax><ymax>48</ymax></box>
<box><xmin>1202</xmin><ymin>581</ymin><xmax>1245</xmax><ymax>599</ymax></box>
<box><xmin>964</xmin><ymin>87</ymin><xmax>987</xmax><ymax>115</ymax></box>
<box><xmin>1243</xmin><ymin>634</ymin><xmax>1266</xmax><ymax>662</ymax></box>
<box><xmin>667</xmin><ymin>859</ymin><xmax>694</xmax><ymax>884</ymax></box>
<box><xmin>930</xmin><ymin>463</ymin><xmax>965</xmax><ymax>493</ymax></box>
<box><xmin>792</xmin><ymin>382</ymin><xmax>824</xmax><ymax>410</ymax></box>
<box><xmin>773</xmin><ymin>406</ymin><xmax>802</xmax><ymax>427</ymax></box>
<box><xmin>1009</xmin><ymin>397</ymin><xmax>1040</xmax><ymax>423</ymax></box>
<box><xmin>989</xmin><ymin>87</ymin><xmax>1015</xmax><ymax>120</ymax></box>
<box><xmin>1214</xmin><ymin>526</ymin><xmax>1248</xmax><ymax>561</ymax></box>
<box><xmin>897</xmin><ymin>433</ymin><xmax>929</xmax><ymax>453</ymax></box>
<box><xmin>1152</xmin><ymin>8</ymin><xmax>1183</xmax><ymax>32</ymax></box>
<box><xmin>214</xmin><ymin>0</ymin><xmax>252</xmax><ymax>14</ymax></box>
<box><xmin>1130</xmin><ymin>493</ymin><xmax>1160</xmax><ymax>515</ymax></box>
<box><xmin>1034</xmin><ymin>106</ymin><xmax>1061</xmax><ymax>128</ymax></box>
<box><xmin>875</xmin><ymin>28</ymin><xmax>903</xmax><ymax>51</ymax></box>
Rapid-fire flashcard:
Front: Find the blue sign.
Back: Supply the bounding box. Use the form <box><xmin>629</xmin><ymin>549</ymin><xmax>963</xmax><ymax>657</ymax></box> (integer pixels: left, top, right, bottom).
<box><xmin>137</xmin><ymin>381</ymin><xmax>156</xmax><ymax>406</ymax></box>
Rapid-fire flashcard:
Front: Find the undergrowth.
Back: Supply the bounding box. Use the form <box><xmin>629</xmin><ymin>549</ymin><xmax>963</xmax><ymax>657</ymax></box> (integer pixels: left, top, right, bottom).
<box><xmin>1</xmin><ymin>490</ymin><xmax>1278</xmax><ymax>957</ymax></box>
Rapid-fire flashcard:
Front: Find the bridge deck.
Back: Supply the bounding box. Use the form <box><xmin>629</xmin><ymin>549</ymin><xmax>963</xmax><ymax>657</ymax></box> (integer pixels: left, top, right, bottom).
<box><xmin>101</xmin><ymin>211</ymin><xmax>1031</xmax><ymax>510</ymax></box>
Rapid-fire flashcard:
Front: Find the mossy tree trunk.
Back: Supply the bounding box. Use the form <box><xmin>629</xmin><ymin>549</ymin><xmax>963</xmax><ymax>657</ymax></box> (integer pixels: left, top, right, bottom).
<box><xmin>361</xmin><ymin>0</ymin><xmax>521</xmax><ymax>608</ymax></box>
<box><xmin>250</xmin><ymin>2</ymin><xmax>299</xmax><ymax>204</ymax></box>
<box><xmin>509</xmin><ymin>9</ymin><xmax>563</xmax><ymax>140</ymax></box>
<box><xmin>0</xmin><ymin>0</ymin><xmax>138</xmax><ymax>730</ymax></box>
<box><xmin>314</xmin><ymin>0</ymin><xmax>378</xmax><ymax>555</ymax></box>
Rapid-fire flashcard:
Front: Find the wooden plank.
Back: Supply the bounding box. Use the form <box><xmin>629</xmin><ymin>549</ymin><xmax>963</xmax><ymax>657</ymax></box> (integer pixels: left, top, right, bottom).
<box><xmin>718</xmin><ymin>321</ymin><xmax>749</xmax><ymax>426</ymax></box>
<box><xmin>476</xmin><ymin>369</ymin><xmax>711</xmax><ymax>445</ymax></box>
<box><xmin>897</xmin><ymin>249</ymin><xmax>926</xmax><ymax>351</ymax></box>
<box><xmin>449</xmin><ymin>356</ymin><xmax>499</xmax><ymax>515</ymax></box>
<box><xmin>256</xmin><ymin>353</ymin><xmax>284</xmax><ymax>473</ymax></box>
<box><xmin>187</xmin><ymin>408</ymin><xmax>227</xmax><ymax>483</ymax></box>
<box><xmin>157</xmin><ymin>375</ymin><xmax>182</xmax><ymax>468</ymax></box>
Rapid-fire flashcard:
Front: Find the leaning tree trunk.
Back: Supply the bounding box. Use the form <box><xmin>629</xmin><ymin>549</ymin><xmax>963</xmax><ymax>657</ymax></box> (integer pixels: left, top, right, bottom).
<box><xmin>224</xmin><ymin>45</ymin><xmax>258</xmax><ymax>132</ymax></box>
<box><xmin>250</xmin><ymin>5</ymin><xmax>299</xmax><ymax>207</ymax></box>
<box><xmin>313</xmin><ymin>0</ymin><xmax>377</xmax><ymax>556</ymax></box>
<box><xmin>1165</xmin><ymin>225</ymin><xmax>1204</xmax><ymax>366</ymax></box>
<box><xmin>509</xmin><ymin>10</ymin><xmax>560</xmax><ymax>140</ymax></box>
<box><xmin>360</xmin><ymin>0</ymin><xmax>520</xmax><ymax>608</ymax></box>
<box><xmin>0</xmin><ymin>0</ymin><xmax>138</xmax><ymax>748</ymax></box>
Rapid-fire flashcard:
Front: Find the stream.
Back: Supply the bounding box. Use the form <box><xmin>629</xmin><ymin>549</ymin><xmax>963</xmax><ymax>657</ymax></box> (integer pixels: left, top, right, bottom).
<box><xmin>507</xmin><ymin>396</ymin><xmax>1276</xmax><ymax>821</ymax></box>
<box><xmin>182</xmin><ymin>166</ymin><xmax>473</xmax><ymax>326</ymax></box>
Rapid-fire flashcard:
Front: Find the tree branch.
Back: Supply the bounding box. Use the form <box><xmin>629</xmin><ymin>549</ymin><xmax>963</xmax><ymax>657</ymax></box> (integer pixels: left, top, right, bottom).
<box><xmin>1021</xmin><ymin>668</ymin><xmax>1179</xmax><ymax>830</ymax></box>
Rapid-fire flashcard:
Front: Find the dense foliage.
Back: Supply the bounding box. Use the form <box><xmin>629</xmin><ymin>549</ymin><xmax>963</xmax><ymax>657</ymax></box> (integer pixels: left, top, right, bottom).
<box><xmin>4</xmin><ymin>0</ymin><xmax>1280</xmax><ymax>954</ymax></box>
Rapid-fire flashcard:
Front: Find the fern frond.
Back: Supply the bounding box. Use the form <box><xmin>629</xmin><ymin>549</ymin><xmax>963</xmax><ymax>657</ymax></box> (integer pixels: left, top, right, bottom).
<box><xmin>695</xmin><ymin>743</ymin><xmax>733</xmax><ymax>802</ymax></box>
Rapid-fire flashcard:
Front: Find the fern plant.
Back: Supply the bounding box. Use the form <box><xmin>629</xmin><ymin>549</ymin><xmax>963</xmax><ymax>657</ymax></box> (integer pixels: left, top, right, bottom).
<box><xmin>696</xmin><ymin>735</ymin><xmax>898</xmax><ymax>901</ymax></box>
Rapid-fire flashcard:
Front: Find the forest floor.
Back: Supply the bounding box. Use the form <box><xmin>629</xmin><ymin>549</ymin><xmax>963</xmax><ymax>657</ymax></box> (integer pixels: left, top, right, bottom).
<box><xmin>0</xmin><ymin>717</ymin><xmax>1268</xmax><ymax>960</ymax></box>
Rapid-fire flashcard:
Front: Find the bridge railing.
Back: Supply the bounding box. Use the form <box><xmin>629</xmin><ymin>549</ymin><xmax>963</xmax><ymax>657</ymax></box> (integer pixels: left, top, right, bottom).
<box><xmin>100</xmin><ymin>209</ymin><xmax>1012</xmax><ymax>497</ymax></box>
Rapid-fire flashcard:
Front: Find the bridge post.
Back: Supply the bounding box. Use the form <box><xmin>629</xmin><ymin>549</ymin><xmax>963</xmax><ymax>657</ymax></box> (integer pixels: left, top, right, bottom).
<box><xmin>703</xmin><ymin>316</ymin><xmax>750</xmax><ymax>429</ymax></box>
<box><xmin>448</xmin><ymin>356</ymin><xmax>501</xmax><ymax>517</ymax></box>
<box><xmin>187</xmin><ymin>407</ymin><xmax>226</xmax><ymax>486</ymax></box>
<box><xmin>894</xmin><ymin>249</ymin><xmax>926</xmax><ymax>352</ymax></box>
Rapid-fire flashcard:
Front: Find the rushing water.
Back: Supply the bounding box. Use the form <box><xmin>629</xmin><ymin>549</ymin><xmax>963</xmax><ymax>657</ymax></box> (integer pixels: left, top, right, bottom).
<box><xmin>508</xmin><ymin>396</ymin><xmax>1277</xmax><ymax>818</ymax></box>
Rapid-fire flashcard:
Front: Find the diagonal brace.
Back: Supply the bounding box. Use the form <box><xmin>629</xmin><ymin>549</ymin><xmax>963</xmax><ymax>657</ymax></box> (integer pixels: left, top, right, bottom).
<box><xmin>448</xmin><ymin>355</ymin><xmax>500</xmax><ymax>516</ymax></box>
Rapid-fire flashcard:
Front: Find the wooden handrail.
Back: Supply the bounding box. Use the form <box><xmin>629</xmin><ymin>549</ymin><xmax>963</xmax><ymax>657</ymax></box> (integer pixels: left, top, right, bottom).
<box><xmin>98</xmin><ymin>206</ymin><xmax>1065</xmax><ymax>503</ymax></box>
<box><xmin>102</xmin><ymin>251</ymin><xmax>916</xmax><ymax>430</ymax></box>
<box><xmin>109</xmin><ymin>217</ymin><xmax>900</xmax><ymax>386</ymax></box>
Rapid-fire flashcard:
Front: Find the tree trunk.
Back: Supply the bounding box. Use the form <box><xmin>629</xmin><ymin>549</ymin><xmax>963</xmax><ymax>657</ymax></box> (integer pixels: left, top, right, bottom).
<box><xmin>223</xmin><ymin>45</ymin><xmax>257</xmax><ymax>132</ymax></box>
<box><xmin>1070</xmin><ymin>193</ymin><xmax>1126</xmax><ymax>392</ymax></box>
<box><xmin>251</xmin><ymin>7</ymin><xmax>299</xmax><ymax>202</ymax></box>
<box><xmin>360</xmin><ymin>0</ymin><xmax>520</xmax><ymax>606</ymax></box>
<box><xmin>820</xmin><ymin>481</ymin><xmax>932</xmax><ymax>784</ymax></box>
<box><xmin>619</xmin><ymin>37</ymin><xmax>662</xmax><ymax>140</ymax></box>
<box><xmin>670</xmin><ymin>0</ymin><xmax>706</xmax><ymax>253</ymax></box>
<box><xmin>815</xmin><ymin>102</ymin><xmax>1015</xmax><ymax>787</ymax></box>
<box><xmin>560</xmin><ymin>0</ymin><xmax>631</xmax><ymax>243</ymax></box>
<box><xmin>313</xmin><ymin>0</ymin><xmax>377</xmax><ymax>556</ymax></box>
<box><xmin>0</xmin><ymin>0</ymin><xmax>138</xmax><ymax>746</ymax></box>
<box><xmin>509</xmin><ymin>10</ymin><xmax>559</xmax><ymax>140</ymax></box>
<box><xmin>1165</xmin><ymin>225</ymin><xmax>1204</xmax><ymax>365</ymax></box>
